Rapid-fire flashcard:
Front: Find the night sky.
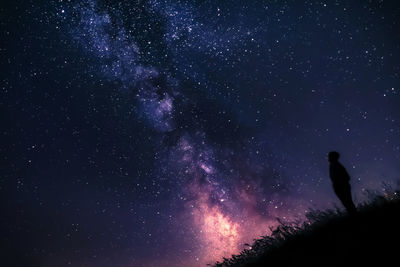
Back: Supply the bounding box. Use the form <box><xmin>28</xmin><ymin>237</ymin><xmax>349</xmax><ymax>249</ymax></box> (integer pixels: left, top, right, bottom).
<box><xmin>1</xmin><ymin>0</ymin><xmax>400</xmax><ymax>266</ymax></box>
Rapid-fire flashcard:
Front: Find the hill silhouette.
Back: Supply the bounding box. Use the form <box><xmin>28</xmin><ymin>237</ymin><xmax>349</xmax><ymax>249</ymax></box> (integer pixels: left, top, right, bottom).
<box><xmin>213</xmin><ymin>189</ymin><xmax>400</xmax><ymax>267</ymax></box>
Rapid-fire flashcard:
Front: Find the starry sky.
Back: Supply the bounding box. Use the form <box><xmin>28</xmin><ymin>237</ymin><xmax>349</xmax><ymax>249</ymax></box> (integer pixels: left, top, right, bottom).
<box><xmin>1</xmin><ymin>0</ymin><xmax>400</xmax><ymax>266</ymax></box>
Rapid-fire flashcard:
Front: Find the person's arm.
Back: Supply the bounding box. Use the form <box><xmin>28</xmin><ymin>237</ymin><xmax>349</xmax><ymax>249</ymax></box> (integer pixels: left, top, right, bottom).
<box><xmin>341</xmin><ymin>165</ymin><xmax>351</xmax><ymax>181</ymax></box>
<box><xmin>329</xmin><ymin>164</ymin><xmax>338</xmax><ymax>183</ymax></box>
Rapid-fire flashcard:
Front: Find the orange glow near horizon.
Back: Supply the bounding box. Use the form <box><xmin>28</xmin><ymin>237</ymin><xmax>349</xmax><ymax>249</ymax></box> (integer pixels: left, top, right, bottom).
<box><xmin>189</xmin><ymin>187</ymin><xmax>279</xmax><ymax>266</ymax></box>
<box><xmin>193</xmin><ymin>200</ymin><xmax>241</xmax><ymax>262</ymax></box>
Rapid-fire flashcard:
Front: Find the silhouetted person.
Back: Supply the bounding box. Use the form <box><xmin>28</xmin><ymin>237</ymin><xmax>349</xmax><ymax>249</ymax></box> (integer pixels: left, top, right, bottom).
<box><xmin>328</xmin><ymin>151</ymin><xmax>357</xmax><ymax>214</ymax></box>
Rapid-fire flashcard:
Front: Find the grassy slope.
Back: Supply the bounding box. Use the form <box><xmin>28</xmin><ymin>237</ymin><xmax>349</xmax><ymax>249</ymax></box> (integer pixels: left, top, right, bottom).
<box><xmin>213</xmin><ymin>192</ymin><xmax>400</xmax><ymax>267</ymax></box>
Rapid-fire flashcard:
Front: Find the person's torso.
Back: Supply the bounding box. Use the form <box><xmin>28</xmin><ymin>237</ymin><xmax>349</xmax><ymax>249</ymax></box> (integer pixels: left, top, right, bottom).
<box><xmin>329</xmin><ymin>162</ymin><xmax>350</xmax><ymax>184</ymax></box>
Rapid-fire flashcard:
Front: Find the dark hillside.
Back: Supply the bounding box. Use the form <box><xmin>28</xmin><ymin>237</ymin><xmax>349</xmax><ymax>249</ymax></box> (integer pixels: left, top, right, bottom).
<box><xmin>214</xmin><ymin>191</ymin><xmax>400</xmax><ymax>267</ymax></box>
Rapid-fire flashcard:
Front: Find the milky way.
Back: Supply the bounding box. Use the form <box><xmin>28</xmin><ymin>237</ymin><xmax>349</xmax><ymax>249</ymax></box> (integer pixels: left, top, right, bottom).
<box><xmin>60</xmin><ymin>1</ymin><xmax>309</xmax><ymax>264</ymax></box>
<box><xmin>2</xmin><ymin>0</ymin><xmax>400</xmax><ymax>266</ymax></box>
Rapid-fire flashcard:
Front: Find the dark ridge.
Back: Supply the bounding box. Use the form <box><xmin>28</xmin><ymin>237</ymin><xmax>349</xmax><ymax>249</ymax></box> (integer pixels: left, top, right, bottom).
<box><xmin>213</xmin><ymin>190</ymin><xmax>400</xmax><ymax>267</ymax></box>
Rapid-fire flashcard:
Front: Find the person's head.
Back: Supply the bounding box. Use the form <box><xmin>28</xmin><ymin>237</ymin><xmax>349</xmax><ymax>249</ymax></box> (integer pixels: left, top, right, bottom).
<box><xmin>328</xmin><ymin>151</ymin><xmax>340</xmax><ymax>162</ymax></box>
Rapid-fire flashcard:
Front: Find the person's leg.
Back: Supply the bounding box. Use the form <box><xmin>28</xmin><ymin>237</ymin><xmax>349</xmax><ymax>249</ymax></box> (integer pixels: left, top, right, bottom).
<box><xmin>341</xmin><ymin>184</ymin><xmax>357</xmax><ymax>213</ymax></box>
<box><xmin>334</xmin><ymin>184</ymin><xmax>356</xmax><ymax>213</ymax></box>
<box><xmin>334</xmin><ymin>186</ymin><xmax>347</xmax><ymax>208</ymax></box>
